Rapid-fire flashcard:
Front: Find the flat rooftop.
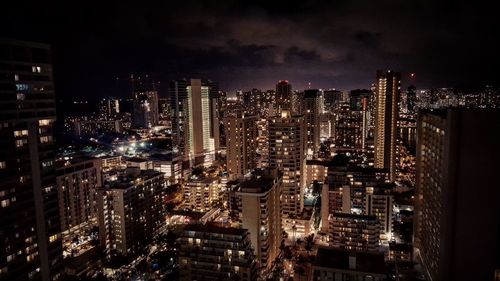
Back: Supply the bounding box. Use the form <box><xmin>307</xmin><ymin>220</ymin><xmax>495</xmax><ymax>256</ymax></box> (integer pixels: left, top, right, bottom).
<box><xmin>106</xmin><ymin>169</ymin><xmax>163</xmax><ymax>189</ymax></box>
<box><xmin>314</xmin><ymin>247</ymin><xmax>386</xmax><ymax>275</ymax></box>
<box><xmin>183</xmin><ymin>223</ymin><xmax>248</xmax><ymax>236</ymax></box>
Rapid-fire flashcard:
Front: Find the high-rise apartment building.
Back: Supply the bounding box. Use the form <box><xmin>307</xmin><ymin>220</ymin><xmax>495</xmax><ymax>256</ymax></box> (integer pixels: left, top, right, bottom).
<box><xmin>237</xmin><ymin>169</ymin><xmax>282</xmax><ymax>270</ymax></box>
<box><xmin>177</xmin><ymin>224</ymin><xmax>258</xmax><ymax>281</ymax></box>
<box><xmin>268</xmin><ymin>111</ymin><xmax>305</xmax><ymax>218</ymax></box>
<box><xmin>365</xmin><ymin>188</ymin><xmax>393</xmax><ymax>242</ymax></box>
<box><xmin>98</xmin><ymin>98</ymin><xmax>120</xmax><ymax>120</ymax></box>
<box><xmin>312</xmin><ymin>247</ymin><xmax>386</xmax><ymax>281</ymax></box>
<box><xmin>183</xmin><ymin>176</ymin><xmax>220</xmax><ymax>212</ymax></box>
<box><xmin>275</xmin><ymin>80</ymin><xmax>291</xmax><ymax>112</ymax></box>
<box><xmin>406</xmin><ymin>85</ymin><xmax>416</xmax><ymax>113</ymax></box>
<box><xmin>0</xmin><ymin>38</ymin><xmax>62</xmax><ymax>281</ymax></box>
<box><xmin>323</xmin><ymin>89</ymin><xmax>343</xmax><ymax>113</ymax></box>
<box><xmin>329</xmin><ymin>213</ymin><xmax>380</xmax><ymax>252</ymax></box>
<box><xmin>374</xmin><ymin>70</ymin><xmax>400</xmax><ymax>181</ymax></box>
<box><xmin>186</xmin><ymin>79</ymin><xmax>213</xmax><ymax>161</ymax></box>
<box><xmin>56</xmin><ymin>157</ymin><xmax>102</xmax><ymax>232</ymax></box>
<box><xmin>132</xmin><ymin>90</ymin><xmax>159</xmax><ymax>129</ymax></box>
<box><xmin>224</xmin><ymin>112</ymin><xmax>258</xmax><ymax>180</ymax></box>
<box><xmin>169</xmin><ymin>79</ymin><xmax>189</xmax><ymax>151</ymax></box>
<box><xmin>303</xmin><ymin>89</ymin><xmax>322</xmax><ymax>157</ymax></box>
<box><xmin>414</xmin><ymin>109</ymin><xmax>500</xmax><ymax>281</ymax></box>
<box><xmin>131</xmin><ymin>94</ymin><xmax>152</xmax><ymax>129</ymax></box>
<box><xmin>169</xmin><ymin>79</ymin><xmax>219</xmax><ymax>158</ymax></box>
<box><xmin>97</xmin><ymin>169</ymin><xmax>165</xmax><ymax>257</ymax></box>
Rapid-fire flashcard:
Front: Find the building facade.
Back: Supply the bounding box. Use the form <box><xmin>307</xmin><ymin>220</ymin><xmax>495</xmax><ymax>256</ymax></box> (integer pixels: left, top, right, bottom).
<box><xmin>177</xmin><ymin>224</ymin><xmax>258</xmax><ymax>281</ymax></box>
<box><xmin>97</xmin><ymin>169</ymin><xmax>165</xmax><ymax>257</ymax></box>
<box><xmin>303</xmin><ymin>89</ymin><xmax>323</xmax><ymax>157</ymax></box>
<box><xmin>329</xmin><ymin>213</ymin><xmax>380</xmax><ymax>252</ymax></box>
<box><xmin>268</xmin><ymin>111</ymin><xmax>305</xmax><ymax>218</ymax></box>
<box><xmin>224</xmin><ymin>113</ymin><xmax>258</xmax><ymax>180</ymax></box>
<box><xmin>237</xmin><ymin>169</ymin><xmax>282</xmax><ymax>270</ymax></box>
<box><xmin>56</xmin><ymin>157</ymin><xmax>102</xmax><ymax>231</ymax></box>
<box><xmin>374</xmin><ymin>70</ymin><xmax>400</xmax><ymax>181</ymax></box>
<box><xmin>0</xmin><ymin>38</ymin><xmax>62</xmax><ymax>281</ymax></box>
<box><xmin>414</xmin><ymin>109</ymin><xmax>500</xmax><ymax>281</ymax></box>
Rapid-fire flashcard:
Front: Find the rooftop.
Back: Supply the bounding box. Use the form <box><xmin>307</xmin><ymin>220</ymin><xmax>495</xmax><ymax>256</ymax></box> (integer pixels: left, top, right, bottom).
<box><xmin>105</xmin><ymin>169</ymin><xmax>163</xmax><ymax>190</ymax></box>
<box><xmin>313</xmin><ymin>247</ymin><xmax>386</xmax><ymax>275</ymax></box>
<box><xmin>332</xmin><ymin>212</ymin><xmax>378</xmax><ymax>221</ymax></box>
<box><xmin>183</xmin><ymin>223</ymin><xmax>248</xmax><ymax>236</ymax></box>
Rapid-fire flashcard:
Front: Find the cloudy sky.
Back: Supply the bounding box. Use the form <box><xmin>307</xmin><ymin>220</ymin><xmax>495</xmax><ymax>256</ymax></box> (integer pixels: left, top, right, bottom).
<box><xmin>2</xmin><ymin>0</ymin><xmax>498</xmax><ymax>98</ymax></box>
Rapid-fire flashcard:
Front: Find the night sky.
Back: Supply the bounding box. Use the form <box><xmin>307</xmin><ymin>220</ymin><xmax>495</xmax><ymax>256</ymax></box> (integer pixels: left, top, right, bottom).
<box><xmin>1</xmin><ymin>0</ymin><xmax>499</xmax><ymax>99</ymax></box>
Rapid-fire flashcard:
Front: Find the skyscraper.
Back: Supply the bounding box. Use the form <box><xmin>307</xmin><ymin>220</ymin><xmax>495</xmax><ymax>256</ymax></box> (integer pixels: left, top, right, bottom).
<box><xmin>374</xmin><ymin>70</ymin><xmax>400</xmax><ymax>181</ymax></box>
<box><xmin>237</xmin><ymin>169</ymin><xmax>282</xmax><ymax>270</ymax></box>
<box><xmin>131</xmin><ymin>93</ymin><xmax>152</xmax><ymax>129</ymax></box>
<box><xmin>0</xmin><ymin>38</ymin><xmax>62</xmax><ymax>281</ymax></box>
<box><xmin>406</xmin><ymin>85</ymin><xmax>416</xmax><ymax>113</ymax></box>
<box><xmin>169</xmin><ymin>79</ymin><xmax>189</xmax><ymax>152</ymax></box>
<box><xmin>414</xmin><ymin>109</ymin><xmax>500</xmax><ymax>281</ymax></box>
<box><xmin>275</xmin><ymin>80</ymin><xmax>291</xmax><ymax>112</ymax></box>
<box><xmin>98</xmin><ymin>98</ymin><xmax>120</xmax><ymax>120</ymax></box>
<box><xmin>169</xmin><ymin>79</ymin><xmax>219</xmax><ymax>161</ymax></box>
<box><xmin>224</xmin><ymin>112</ymin><xmax>258</xmax><ymax>180</ymax></box>
<box><xmin>131</xmin><ymin>75</ymin><xmax>159</xmax><ymax>128</ymax></box>
<box><xmin>268</xmin><ymin>111</ymin><xmax>305</xmax><ymax>218</ymax></box>
<box><xmin>303</xmin><ymin>89</ymin><xmax>323</xmax><ymax>157</ymax></box>
<box><xmin>97</xmin><ymin>169</ymin><xmax>165</xmax><ymax>257</ymax></box>
<box><xmin>186</xmin><ymin>79</ymin><xmax>216</xmax><ymax>165</ymax></box>
<box><xmin>323</xmin><ymin>89</ymin><xmax>343</xmax><ymax>113</ymax></box>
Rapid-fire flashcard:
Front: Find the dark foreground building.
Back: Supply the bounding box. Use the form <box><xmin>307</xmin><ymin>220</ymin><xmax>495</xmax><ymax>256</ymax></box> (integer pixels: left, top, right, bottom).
<box><xmin>414</xmin><ymin>109</ymin><xmax>500</xmax><ymax>281</ymax></box>
<box><xmin>0</xmin><ymin>38</ymin><xmax>61</xmax><ymax>280</ymax></box>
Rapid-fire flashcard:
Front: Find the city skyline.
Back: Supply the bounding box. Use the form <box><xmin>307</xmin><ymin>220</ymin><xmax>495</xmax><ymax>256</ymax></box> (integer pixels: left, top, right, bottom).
<box><xmin>2</xmin><ymin>1</ymin><xmax>499</xmax><ymax>99</ymax></box>
<box><xmin>1</xmin><ymin>2</ymin><xmax>500</xmax><ymax>281</ymax></box>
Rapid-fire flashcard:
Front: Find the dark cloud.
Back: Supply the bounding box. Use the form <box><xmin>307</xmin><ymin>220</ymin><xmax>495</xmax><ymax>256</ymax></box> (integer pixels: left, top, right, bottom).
<box><xmin>1</xmin><ymin>0</ymin><xmax>498</xmax><ymax>97</ymax></box>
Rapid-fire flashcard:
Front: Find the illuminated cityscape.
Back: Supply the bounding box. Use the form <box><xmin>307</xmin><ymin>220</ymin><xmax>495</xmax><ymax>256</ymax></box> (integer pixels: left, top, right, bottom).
<box><xmin>1</xmin><ymin>1</ymin><xmax>500</xmax><ymax>281</ymax></box>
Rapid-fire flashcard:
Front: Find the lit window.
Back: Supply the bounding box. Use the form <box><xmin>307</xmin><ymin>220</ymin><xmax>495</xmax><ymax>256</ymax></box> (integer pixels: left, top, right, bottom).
<box><xmin>39</xmin><ymin>119</ymin><xmax>51</xmax><ymax>126</ymax></box>
<box><xmin>41</xmin><ymin>161</ymin><xmax>53</xmax><ymax>168</ymax></box>
<box><xmin>15</xmin><ymin>139</ymin><xmax>28</xmax><ymax>147</ymax></box>
<box><xmin>40</xmin><ymin>136</ymin><xmax>52</xmax><ymax>143</ymax></box>
<box><xmin>1</xmin><ymin>199</ymin><xmax>9</xmax><ymax>208</ymax></box>
<box><xmin>13</xmin><ymin>130</ymin><xmax>28</xmax><ymax>137</ymax></box>
<box><xmin>0</xmin><ymin>161</ymin><xmax>5</xmax><ymax>169</ymax></box>
<box><xmin>15</xmin><ymin>84</ymin><xmax>30</xmax><ymax>91</ymax></box>
<box><xmin>49</xmin><ymin>234</ymin><xmax>58</xmax><ymax>243</ymax></box>
<box><xmin>16</xmin><ymin>93</ymin><xmax>25</xmax><ymax>101</ymax></box>
<box><xmin>14</xmin><ymin>74</ymin><xmax>19</xmax><ymax>81</ymax></box>
<box><xmin>32</xmin><ymin>66</ymin><xmax>41</xmax><ymax>73</ymax></box>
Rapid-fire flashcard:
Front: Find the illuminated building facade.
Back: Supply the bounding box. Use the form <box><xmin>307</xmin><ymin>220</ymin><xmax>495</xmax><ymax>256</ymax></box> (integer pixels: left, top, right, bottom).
<box><xmin>56</xmin><ymin>157</ymin><xmax>102</xmax><ymax>231</ymax></box>
<box><xmin>374</xmin><ymin>70</ymin><xmax>400</xmax><ymax>181</ymax></box>
<box><xmin>236</xmin><ymin>169</ymin><xmax>282</xmax><ymax>270</ymax></box>
<box><xmin>329</xmin><ymin>213</ymin><xmax>380</xmax><ymax>252</ymax></box>
<box><xmin>303</xmin><ymin>89</ymin><xmax>323</xmax><ymax>157</ymax></box>
<box><xmin>177</xmin><ymin>224</ymin><xmax>258</xmax><ymax>281</ymax></box>
<box><xmin>224</xmin><ymin>112</ymin><xmax>258</xmax><ymax>180</ymax></box>
<box><xmin>183</xmin><ymin>176</ymin><xmax>220</xmax><ymax>212</ymax></box>
<box><xmin>268</xmin><ymin>111</ymin><xmax>305</xmax><ymax>218</ymax></box>
<box><xmin>97</xmin><ymin>169</ymin><xmax>164</xmax><ymax>257</ymax></box>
